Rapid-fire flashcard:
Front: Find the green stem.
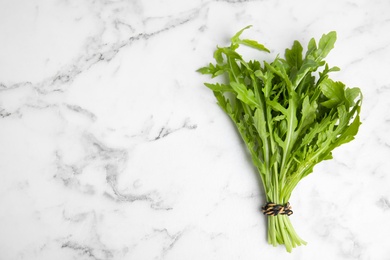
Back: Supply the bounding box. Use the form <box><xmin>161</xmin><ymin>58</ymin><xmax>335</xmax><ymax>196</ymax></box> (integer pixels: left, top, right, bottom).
<box><xmin>266</xmin><ymin>215</ymin><xmax>307</xmax><ymax>252</ymax></box>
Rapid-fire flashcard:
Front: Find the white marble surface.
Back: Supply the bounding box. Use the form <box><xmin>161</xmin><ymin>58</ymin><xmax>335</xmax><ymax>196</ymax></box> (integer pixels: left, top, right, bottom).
<box><xmin>0</xmin><ymin>0</ymin><xmax>389</xmax><ymax>259</ymax></box>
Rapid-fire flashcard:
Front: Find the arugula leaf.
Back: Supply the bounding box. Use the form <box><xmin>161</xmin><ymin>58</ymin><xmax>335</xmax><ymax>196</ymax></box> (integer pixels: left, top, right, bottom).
<box><xmin>204</xmin><ymin>83</ymin><xmax>232</xmax><ymax>92</ymax></box>
<box><xmin>285</xmin><ymin>40</ymin><xmax>303</xmax><ymax>69</ymax></box>
<box><xmin>231</xmin><ymin>25</ymin><xmax>270</xmax><ymax>53</ymax></box>
<box><xmin>317</xmin><ymin>31</ymin><xmax>337</xmax><ymax>60</ymax></box>
<box><xmin>320</xmin><ymin>78</ymin><xmax>346</xmax><ymax>108</ymax></box>
<box><xmin>230</xmin><ymin>82</ymin><xmax>259</xmax><ymax>109</ymax></box>
<box><xmin>198</xmin><ymin>27</ymin><xmax>362</xmax><ymax>253</ymax></box>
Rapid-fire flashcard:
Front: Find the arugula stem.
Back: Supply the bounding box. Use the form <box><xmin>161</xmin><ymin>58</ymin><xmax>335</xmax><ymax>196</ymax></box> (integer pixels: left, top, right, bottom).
<box><xmin>251</xmin><ymin>76</ymin><xmax>277</xmax><ymax>203</ymax></box>
<box><xmin>279</xmin><ymin>99</ymin><xmax>297</xmax><ymax>201</ymax></box>
<box><xmin>267</xmin><ymin>215</ymin><xmax>306</xmax><ymax>253</ymax></box>
<box><xmin>268</xmin><ymin>217</ymin><xmax>277</xmax><ymax>246</ymax></box>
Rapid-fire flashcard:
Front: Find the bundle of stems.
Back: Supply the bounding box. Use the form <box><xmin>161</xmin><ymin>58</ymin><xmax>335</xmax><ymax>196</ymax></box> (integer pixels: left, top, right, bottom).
<box><xmin>198</xmin><ymin>26</ymin><xmax>362</xmax><ymax>252</ymax></box>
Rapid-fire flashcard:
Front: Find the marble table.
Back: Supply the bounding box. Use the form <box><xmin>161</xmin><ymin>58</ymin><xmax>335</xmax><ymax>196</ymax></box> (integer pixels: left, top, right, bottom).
<box><xmin>1</xmin><ymin>0</ymin><xmax>389</xmax><ymax>259</ymax></box>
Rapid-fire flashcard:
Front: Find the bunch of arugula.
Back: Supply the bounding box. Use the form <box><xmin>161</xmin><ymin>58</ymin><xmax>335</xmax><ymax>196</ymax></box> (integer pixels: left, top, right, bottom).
<box><xmin>197</xmin><ymin>26</ymin><xmax>362</xmax><ymax>252</ymax></box>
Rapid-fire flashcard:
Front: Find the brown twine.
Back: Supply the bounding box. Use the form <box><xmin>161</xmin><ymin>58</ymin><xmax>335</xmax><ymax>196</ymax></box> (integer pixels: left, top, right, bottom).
<box><xmin>261</xmin><ymin>202</ymin><xmax>293</xmax><ymax>216</ymax></box>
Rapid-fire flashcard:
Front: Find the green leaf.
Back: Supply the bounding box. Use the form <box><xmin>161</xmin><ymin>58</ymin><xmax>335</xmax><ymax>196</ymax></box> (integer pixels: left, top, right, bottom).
<box><xmin>204</xmin><ymin>83</ymin><xmax>232</xmax><ymax>92</ymax></box>
<box><xmin>306</xmin><ymin>38</ymin><xmax>317</xmax><ymax>58</ymax></box>
<box><xmin>254</xmin><ymin>69</ymin><xmax>274</xmax><ymax>98</ymax></box>
<box><xmin>231</xmin><ymin>25</ymin><xmax>253</xmax><ymax>47</ymax></box>
<box><xmin>264</xmin><ymin>60</ymin><xmax>292</xmax><ymax>89</ymax></box>
<box><xmin>240</xmin><ymin>39</ymin><xmax>270</xmax><ymax>52</ymax></box>
<box><xmin>214</xmin><ymin>48</ymin><xmax>224</xmax><ymax>64</ymax></box>
<box><xmin>328</xmin><ymin>66</ymin><xmax>340</xmax><ymax>73</ymax></box>
<box><xmin>230</xmin><ymin>82</ymin><xmax>259</xmax><ymax>109</ymax></box>
<box><xmin>320</xmin><ymin>78</ymin><xmax>345</xmax><ymax>108</ymax></box>
<box><xmin>231</xmin><ymin>25</ymin><xmax>270</xmax><ymax>53</ymax></box>
<box><xmin>299</xmin><ymin>96</ymin><xmax>317</xmax><ymax>131</ymax></box>
<box><xmin>213</xmin><ymin>91</ymin><xmax>228</xmax><ymax>112</ymax></box>
<box><xmin>335</xmin><ymin>114</ymin><xmax>361</xmax><ymax>146</ymax></box>
<box><xmin>345</xmin><ymin>87</ymin><xmax>361</xmax><ymax>106</ymax></box>
<box><xmin>306</xmin><ymin>31</ymin><xmax>337</xmax><ymax>62</ymax></box>
<box><xmin>273</xmin><ymin>130</ymin><xmax>286</xmax><ymax>150</ymax></box>
<box><xmin>197</xmin><ymin>63</ymin><xmax>225</xmax><ymax>78</ymax></box>
<box><xmin>293</xmin><ymin>59</ymin><xmax>318</xmax><ymax>87</ymax></box>
<box><xmin>318</xmin><ymin>64</ymin><xmax>340</xmax><ymax>84</ymax></box>
<box><xmin>267</xmin><ymin>99</ymin><xmax>288</xmax><ymax>115</ymax></box>
<box><xmin>254</xmin><ymin>109</ymin><xmax>268</xmax><ymax>138</ymax></box>
<box><xmin>197</xmin><ymin>63</ymin><xmax>217</xmax><ymax>75</ymax></box>
<box><xmin>285</xmin><ymin>40</ymin><xmax>303</xmax><ymax>69</ymax></box>
<box><xmin>317</xmin><ymin>31</ymin><xmax>337</xmax><ymax>60</ymax></box>
<box><xmin>273</xmin><ymin>115</ymin><xmax>285</xmax><ymax>121</ymax></box>
<box><xmin>197</xmin><ymin>66</ymin><xmax>211</xmax><ymax>75</ymax></box>
<box><xmin>299</xmin><ymin>117</ymin><xmax>332</xmax><ymax>148</ymax></box>
<box><xmin>220</xmin><ymin>47</ymin><xmax>242</xmax><ymax>60</ymax></box>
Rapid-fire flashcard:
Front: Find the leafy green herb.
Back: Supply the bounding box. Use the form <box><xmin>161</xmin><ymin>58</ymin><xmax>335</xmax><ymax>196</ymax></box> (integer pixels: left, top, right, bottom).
<box><xmin>197</xmin><ymin>26</ymin><xmax>362</xmax><ymax>252</ymax></box>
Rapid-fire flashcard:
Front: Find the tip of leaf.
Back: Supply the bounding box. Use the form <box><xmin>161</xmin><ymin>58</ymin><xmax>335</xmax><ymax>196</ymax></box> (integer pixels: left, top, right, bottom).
<box><xmin>196</xmin><ymin>68</ymin><xmax>205</xmax><ymax>74</ymax></box>
<box><xmin>231</xmin><ymin>25</ymin><xmax>253</xmax><ymax>43</ymax></box>
<box><xmin>240</xmin><ymin>25</ymin><xmax>253</xmax><ymax>31</ymax></box>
